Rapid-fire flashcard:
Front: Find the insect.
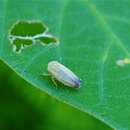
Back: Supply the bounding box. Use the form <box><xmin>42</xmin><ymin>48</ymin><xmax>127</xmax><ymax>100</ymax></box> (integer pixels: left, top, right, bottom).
<box><xmin>117</xmin><ymin>58</ymin><xmax>130</xmax><ymax>66</ymax></box>
<box><xmin>45</xmin><ymin>61</ymin><xmax>81</xmax><ymax>88</ymax></box>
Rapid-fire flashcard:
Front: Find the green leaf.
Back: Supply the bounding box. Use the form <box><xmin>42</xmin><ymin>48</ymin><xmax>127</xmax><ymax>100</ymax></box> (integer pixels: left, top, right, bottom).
<box><xmin>1</xmin><ymin>0</ymin><xmax>130</xmax><ymax>129</ymax></box>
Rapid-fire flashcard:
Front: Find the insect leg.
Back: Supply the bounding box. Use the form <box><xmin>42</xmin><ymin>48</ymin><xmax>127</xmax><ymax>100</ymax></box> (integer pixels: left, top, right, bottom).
<box><xmin>51</xmin><ymin>76</ymin><xmax>58</xmax><ymax>87</ymax></box>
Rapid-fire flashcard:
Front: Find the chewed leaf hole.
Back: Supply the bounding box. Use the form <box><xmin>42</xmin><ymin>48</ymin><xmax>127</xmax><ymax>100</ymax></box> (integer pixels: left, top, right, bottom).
<box><xmin>10</xmin><ymin>21</ymin><xmax>47</xmax><ymax>37</ymax></box>
<box><xmin>13</xmin><ymin>38</ymin><xmax>33</xmax><ymax>53</ymax></box>
<box><xmin>36</xmin><ymin>36</ymin><xmax>58</xmax><ymax>45</ymax></box>
<box><xmin>8</xmin><ymin>20</ymin><xmax>59</xmax><ymax>53</ymax></box>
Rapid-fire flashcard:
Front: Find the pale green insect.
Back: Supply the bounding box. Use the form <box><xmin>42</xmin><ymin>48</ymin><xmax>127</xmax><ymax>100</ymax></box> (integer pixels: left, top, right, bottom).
<box><xmin>47</xmin><ymin>61</ymin><xmax>81</xmax><ymax>88</ymax></box>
